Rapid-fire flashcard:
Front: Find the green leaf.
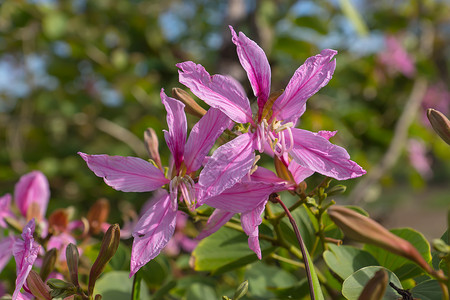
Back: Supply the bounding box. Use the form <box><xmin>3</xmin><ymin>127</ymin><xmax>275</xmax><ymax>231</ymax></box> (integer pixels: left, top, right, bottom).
<box><xmin>140</xmin><ymin>255</ymin><xmax>170</xmax><ymax>288</ymax></box>
<box><xmin>109</xmin><ymin>243</ymin><xmax>129</xmax><ymax>271</ymax></box>
<box><xmin>131</xmin><ymin>271</ymin><xmax>141</xmax><ymax>300</ymax></box>
<box><xmin>323</xmin><ymin>244</ymin><xmax>379</xmax><ymax>280</ymax></box>
<box><xmin>411</xmin><ymin>280</ymin><xmax>443</xmax><ymax>300</ymax></box>
<box><xmin>191</xmin><ymin>226</ymin><xmax>275</xmax><ymax>274</ymax></box>
<box><xmin>94</xmin><ymin>271</ymin><xmax>149</xmax><ymax>300</ymax></box>
<box><xmin>363</xmin><ymin>228</ymin><xmax>432</xmax><ymax>280</ymax></box>
<box><xmin>342</xmin><ymin>266</ymin><xmax>402</xmax><ymax>300</ymax></box>
<box><xmin>245</xmin><ymin>261</ymin><xmax>297</xmax><ymax>298</ymax></box>
<box><xmin>186</xmin><ymin>283</ymin><xmax>217</xmax><ymax>300</ymax></box>
<box><xmin>292</xmin><ymin>16</ymin><xmax>329</xmax><ymax>35</ymax></box>
<box><xmin>280</xmin><ymin>205</ymin><xmax>317</xmax><ymax>251</ymax></box>
<box><xmin>303</xmin><ymin>244</ymin><xmax>325</xmax><ymax>300</ymax></box>
<box><xmin>270</xmin><ymin>278</ymin><xmax>309</xmax><ymax>299</ymax></box>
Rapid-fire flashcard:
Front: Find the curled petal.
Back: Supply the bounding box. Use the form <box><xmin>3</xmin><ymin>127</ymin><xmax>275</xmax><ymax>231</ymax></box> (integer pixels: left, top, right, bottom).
<box><xmin>230</xmin><ymin>26</ymin><xmax>271</xmax><ymax>114</ymax></box>
<box><xmin>79</xmin><ymin>152</ymin><xmax>169</xmax><ymax>192</ymax></box>
<box><xmin>273</xmin><ymin>49</ymin><xmax>337</xmax><ymax>123</ymax></box>
<box><xmin>13</xmin><ymin>219</ymin><xmax>40</xmax><ymax>300</ymax></box>
<box><xmin>14</xmin><ymin>171</ymin><xmax>50</xmax><ymax>219</ymax></box>
<box><xmin>290</xmin><ymin>129</ymin><xmax>366</xmax><ymax>180</ymax></box>
<box><xmin>199</xmin><ymin>133</ymin><xmax>255</xmax><ymax>200</ymax></box>
<box><xmin>161</xmin><ymin>89</ymin><xmax>187</xmax><ymax>170</ymax></box>
<box><xmin>184</xmin><ymin>108</ymin><xmax>233</xmax><ymax>173</ymax></box>
<box><xmin>196</xmin><ymin>209</ymin><xmax>234</xmax><ymax>240</ymax></box>
<box><xmin>318</xmin><ymin>130</ymin><xmax>337</xmax><ymax>140</ymax></box>
<box><xmin>177</xmin><ymin>61</ymin><xmax>253</xmax><ymax>124</ymax></box>
<box><xmin>130</xmin><ymin>191</ymin><xmax>177</xmax><ymax>277</ymax></box>
<box><xmin>241</xmin><ymin>201</ymin><xmax>267</xmax><ymax>259</ymax></box>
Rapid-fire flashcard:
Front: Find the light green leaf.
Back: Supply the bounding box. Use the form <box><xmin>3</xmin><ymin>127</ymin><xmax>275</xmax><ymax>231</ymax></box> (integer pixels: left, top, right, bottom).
<box><xmin>411</xmin><ymin>280</ymin><xmax>443</xmax><ymax>300</ymax></box>
<box><xmin>342</xmin><ymin>266</ymin><xmax>402</xmax><ymax>300</ymax></box>
<box><xmin>245</xmin><ymin>261</ymin><xmax>297</xmax><ymax>298</ymax></box>
<box><xmin>281</xmin><ymin>205</ymin><xmax>317</xmax><ymax>251</ymax></box>
<box><xmin>323</xmin><ymin>244</ymin><xmax>379</xmax><ymax>280</ymax></box>
<box><xmin>363</xmin><ymin>228</ymin><xmax>432</xmax><ymax>280</ymax></box>
<box><xmin>191</xmin><ymin>226</ymin><xmax>275</xmax><ymax>274</ymax></box>
<box><xmin>186</xmin><ymin>283</ymin><xmax>216</xmax><ymax>300</ymax></box>
<box><xmin>94</xmin><ymin>271</ymin><xmax>149</xmax><ymax>300</ymax></box>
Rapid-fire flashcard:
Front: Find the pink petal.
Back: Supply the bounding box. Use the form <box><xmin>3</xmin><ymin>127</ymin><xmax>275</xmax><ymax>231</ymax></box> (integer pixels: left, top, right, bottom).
<box><xmin>203</xmin><ymin>181</ymin><xmax>279</xmax><ymax>213</ymax></box>
<box><xmin>177</xmin><ymin>61</ymin><xmax>253</xmax><ymax>124</ymax></box>
<box><xmin>196</xmin><ymin>209</ymin><xmax>234</xmax><ymax>240</ymax></box>
<box><xmin>47</xmin><ymin>232</ymin><xmax>78</xmax><ymax>262</ymax></box>
<box><xmin>161</xmin><ymin>89</ymin><xmax>187</xmax><ymax>170</ymax></box>
<box><xmin>241</xmin><ymin>201</ymin><xmax>267</xmax><ymax>259</ymax></box>
<box><xmin>273</xmin><ymin>49</ymin><xmax>337</xmax><ymax>123</ymax></box>
<box><xmin>0</xmin><ymin>236</ymin><xmax>15</xmax><ymax>273</ymax></box>
<box><xmin>318</xmin><ymin>130</ymin><xmax>337</xmax><ymax>140</ymax></box>
<box><xmin>290</xmin><ymin>129</ymin><xmax>366</xmax><ymax>180</ymax></box>
<box><xmin>250</xmin><ymin>167</ymin><xmax>291</xmax><ymax>190</ymax></box>
<box><xmin>13</xmin><ymin>219</ymin><xmax>40</xmax><ymax>300</ymax></box>
<box><xmin>14</xmin><ymin>171</ymin><xmax>50</xmax><ymax>219</ymax></box>
<box><xmin>78</xmin><ymin>152</ymin><xmax>169</xmax><ymax>192</ymax></box>
<box><xmin>199</xmin><ymin>133</ymin><xmax>255</xmax><ymax>200</ymax></box>
<box><xmin>229</xmin><ymin>26</ymin><xmax>271</xmax><ymax>115</ymax></box>
<box><xmin>288</xmin><ymin>161</ymin><xmax>315</xmax><ymax>184</ymax></box>
<box><xmin>0</xmin><ymin>194</ymin><xmax>14</xmax><ymax>228</ymax></box>
<box><xmin>184</xmin><ymin>108</ymin><xmax>233</xmax><ymax>173</ymax></box>
<box><xmin>130</xmin><ymin>190</ymin><xmax>177</xmax><ymax>277</ymax></box>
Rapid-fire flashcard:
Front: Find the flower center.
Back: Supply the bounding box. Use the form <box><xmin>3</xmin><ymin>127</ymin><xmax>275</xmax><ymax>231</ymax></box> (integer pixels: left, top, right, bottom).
<box><xmin>169</xmin><ymin>175</ymin><xmax>196</xmax><ymax>211</ymax></box>
<box><xmin>255</xmin><ymin>119</ymin><xmax>294</xmax><ymax>156</ymax></box>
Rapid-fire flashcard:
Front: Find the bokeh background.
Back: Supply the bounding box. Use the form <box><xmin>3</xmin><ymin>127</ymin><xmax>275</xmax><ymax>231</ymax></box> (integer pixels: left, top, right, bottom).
<box><xmin>0</xmin><ymin>0</ymin><xmax>449</xmax><ymax>279</ymax></box>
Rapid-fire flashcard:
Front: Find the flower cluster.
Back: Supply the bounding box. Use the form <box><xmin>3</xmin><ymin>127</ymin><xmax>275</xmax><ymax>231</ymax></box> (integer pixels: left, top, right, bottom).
<box><xmin>80</xmin><ymin>26</ymin><xmax>365</xmax><ymax>277</ymax></box>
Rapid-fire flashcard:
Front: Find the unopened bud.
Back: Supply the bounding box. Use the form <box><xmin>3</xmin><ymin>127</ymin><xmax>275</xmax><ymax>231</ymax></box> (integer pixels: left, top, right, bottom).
<box><xmin>357</xmin><ymin>269</ymin><xmax>388</xmax><ymax>300</ymax></box>
<box><xmin>40</xmin><ymin>248</ymin><xmax>57</xmax><ymax>281</ymax></box>
<box><xmin>87</xmin><ymin>198</ymin><xmax>110</xmax><ymax>235</ymax></box>
<box><xmin>233</xmin><ymin>280</ymin><xmax>249</xmax><ymax>300</ymax></box>
<box><xmin>88</xmin><ymin>224</ymin><xmax>121</xmax><ymax>295</ymax></box>
<box><xmin>144</xmin><ymin>128</ymin><xmax>163</xmax><ymax>170</ymax></box>
<box><xmin>427</xmin><ymin>108</ymin><xmax>450</xmax><ymax>145</ymax></box>
<box><xmin>66</xmin><ymin>243</ymin><xmax>80</xmax><ymax>286</ymax></box>
<box><xmin>274</xmin><ymin>156</ymin><xmax>295</xmax><ymax>183</ymax></box>
<box><xmin>432</xmin><ymin>239</ymin><xmax>450</xmax><ymax>254</ymax></box>
<box><xmin>172</xmin><ymin>88</ymin><xmax>206</xmax><ymax>118</ymax></box>
<box><xmin>328</xmin><ymin>205</ymin><xmax>433</xmax><ymax>274</ymax></box>
<box><xmin>26</xmin><ymin>270</ymin><xmax>52</xmax><ymax>300</ymax></box>
<box><xmin>326</xmin><ymin>185</ymin><xmax>347</xmax><ymax>196</ymax></box>
<box><xmin>48</xmin><ymin>279</ymin><xmax>77</xmax><ymax>300</ymax></box>
<box><xmin>48</xmin><ymin>209</ymin><xmax>69</xmax><ymax>234</ymax></box>
<box><xmin>95</xmin><ymin>295</ymin><xmax>103</xmax><ymax>300</ymax></box>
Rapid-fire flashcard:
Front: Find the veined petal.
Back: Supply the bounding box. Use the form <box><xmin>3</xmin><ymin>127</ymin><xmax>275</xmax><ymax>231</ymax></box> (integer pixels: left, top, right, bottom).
<box><xmin>13</xmin><ymin>219</ymin><xmax>40</xmax><ymax>300</ymax></box>
<box><xmin>318</xmin><ymin>130</ymin><xmax>337</xmax><ymax>140</ymax></box>
<box><xmin>203</xmin><ymin>181</ymin><xmax>278</xmax><ymax>213</ymax></box>
<box><xmin>130</xmin><ymin>190</ymin><xmax>177</xmax><ymax>277</ymax></box>
<box><xmin>196</xmin><ymin>209</ymin><xmax>234</xmax><ymax>240</ymax></box>
<box><xmin>273</xmin><ymin>49</ymin><xmax>337</xmax><ymax>123</ymax></box>
<box><xmin>230</xmin><ymin>26</ymin><xmax>271</xmax><ymax>114</ymax></box>
<box><xmin>161</xmin><ymin>89</ymin><xmax>187</xmax><ymax>170</ymax></box>
<box><xmin>241</xmin><ymin>201</ymin><xmax>267</xmax><ymax>259</ymax></box>
<box><xmin>0</xmin><ymin>236</ymin><xmax>15</xmax><ymax>273</ymax></box>
<box><xmin>290</xmin><ymin>129</ymin><xmax>366</xmax><ymax>180</ymax></box>
<box><xmin>184</xmin><ymin>108</ymin><xmax>233</xmax><ymax>173</ymax></box>
<box><xmin>288</xmin><ymin>161</ymin><xmax>315</xmax><ymax>184</ymax></box>
<box><xmin>14</xmin><ymin>171</ymin><xmax>49</xmax><ymax>219</ymax></box>
<box><xmin>250</xmin><ymin>166</ymin><xmax>291</xmax><ymax>190</ymax></box>
<box><xmin>199</xmin><ymin>133</ymin><xmax>255</xmax><ymax>200</ymax></box>
<box><xmin>0</xmin><ymin>194</ymin><xmax>14</xmax><ymax>228</ymax></box>
<box><xmin>177</xmin><ymin>61</ymin><xmax>253</xmax><ymax>124</ymax></box>
<box><xmin>78</xmin><ymin>152</ymin><xmax>169</xmax><ymax>192</ymax></box>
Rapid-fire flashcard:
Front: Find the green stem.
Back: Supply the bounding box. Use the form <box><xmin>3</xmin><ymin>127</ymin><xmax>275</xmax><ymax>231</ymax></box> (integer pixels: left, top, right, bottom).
<box><xmin>131</xmin><ymin>271</ymin><xmax>141</xmax><ymax>300</ymax></box>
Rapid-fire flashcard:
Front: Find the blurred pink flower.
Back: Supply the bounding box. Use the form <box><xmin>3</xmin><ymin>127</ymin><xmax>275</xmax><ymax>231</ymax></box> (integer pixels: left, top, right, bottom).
<box><xmin>408</xmin><ymin>139</ymin><xmax>432</xmax><ymax>178</ymax></box>
<box><xmin>378</xmin><ymin>35</ymin><xmax>416</xmax><ymax>78</ymax></box>
<box><xmin>163</xmin><ymin>212</ymin><xmax>197</xmax><ymax>256</ymax></box>
<box><xmin>0</xmin><ymin>194</ymin><xmax>14</xmax><ymax>228</ymax></box>
<box><xmin>14</xmin><ymin>171</ymin><xmax>50</xmax><ymax>221</ymax></box>
<box><xmin>421</xmin><ymin>82</ymin><xmax>450</xmax><ymax>126</ymax></box>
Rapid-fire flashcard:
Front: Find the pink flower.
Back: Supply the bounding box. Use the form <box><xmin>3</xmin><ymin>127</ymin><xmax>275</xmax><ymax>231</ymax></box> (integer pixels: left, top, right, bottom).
<box><xmin>178</xmin><ymin>26</ymin><xmax>365</xmax><ymax>201</ymax></box>
<box><xmin>408</xmin><ymin>139</ymin><xmax>432</xmax><ymax>179</ymax></box>
<box><xmin>378</xmin><ymin>35</ymin><xmax>416</xmax><ymax>78</ymax></box>
<box><xmin>79</xmin><ymin>90</ymin><xmax>231</xmax><ymax>276</ymax></box>
<box><xmin>0</xmin><ymin>194</ymin><xmax>14</xmax><ymax>228</ymax></box>
<box><xmin>0</xmin><ymin>236</ymin><xmax>15</xmax><ymax>273</ymax></box>
<box><xmin>14</xmin><ymin>171</ymin><xmax>50</xmax><ymax>221</ymax></box>
<box><xmin>12</xmin><ymin>219</ymin><xmax>40</xmax><ymax>300</ymax></box>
